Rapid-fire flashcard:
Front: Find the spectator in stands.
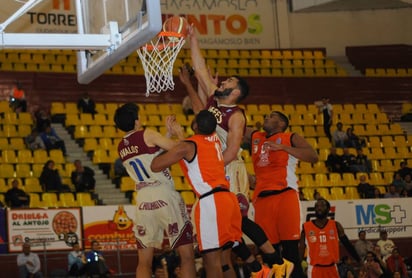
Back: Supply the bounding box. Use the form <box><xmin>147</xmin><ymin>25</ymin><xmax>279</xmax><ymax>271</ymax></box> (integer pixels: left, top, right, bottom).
<box><xmin>85</xmin><ymin>240</ymin><xmax>110</xmax><ymax>277</ymax></box>
<box><xmin>337</xmin><ymin>256</ymin><xmax>357</xmax><ymax>278</ymax></box>
<box><xmin>316</xmin><ymin>97</ymin><xmax>333</xmax><ymax>141</ymax></box>
<box><xmin>376</xmin><ymin>230</ymin><xmax>395</xmax><ymax>259</ymax></box>
<box><xmin>71</xmin><ymin>160</ymin><xmax>95</xmax><ymax>192</ymax></box>
<box><xmin>341</xmin><ymin>148</ymin><xmax>357</xmax><ymax>173</ymax></box>
<box><xmin>77</xmin><ymin>92</ymin><xmax>97</xmax><ymax>114</ymax></box>
<box><xmin>17</xmin><ymin>242</ymin><xmax>43</xmax><ymax>278</ymax></box>
<box><xmin>39</xmin><ymin>160</ymin><xmax>70</xmax><ymax>192</ymax></box>
<box><xmin>372</xmin><ymin>187</ymin><xmax>383</xmax><ymax>199</ymax></box>
<box><xmin>5</xmin><ymin>179</ymin><xmax>29</xmax><ymax>208</ymax></box>
<box><xmin>345</xmin><ymin>127</ymin><xmax>366</xmax><ymax>149</ymax></box>
<box><xmin>67</xmin><ymin>242</ymin><xmax>87</xmax><ymax>276</ymax></box>
<box><xmin>353</xmin><ymin>148</ymin><xmax>372</xmax><ymax>173</ymax></box>
<box><xmin>34</xmin><ymin>109</ymin><xmax>51</xmax><ymax>132</ymax></box>
<box><xmin>10</xmin><ymin>81</ymin><xmax>27</xmax><ymax>112</ymax></box>
<box><xmin>363</xmin><ymin>251</ymin><xmax>384</xmax><ymax>278</ymax></box>
<box><xmin>386</xmin><ymin>248</ymin><xmax>408</xmax><ymax>278</ymax></box>
<box><xmin>113</xmin><ymin>158</ymin><xmax>128</xmax><ymax>188</ymax></box>
<box><xmin>385</xmin><ymin>184</ymin><xmax>400</xmax><ymax>198</ymax></box>
<box><xmin>397</xmin><ymin>161</ymin><xmax>412</xmax><ymax>179</ymax></box>
<box><xmin>25</xmin><ymin>128</ymin><xmax>46</xmax><ymax>151</ymax></box>
<box><xmin>392</xmin><ymin>172</ymin><xmax>406</xmax><ymax>193</ymax></box>
<box><xmin>403</xmin><ymin>173</ymin><xmax>412</xmax><ymax>196</ymax></box>
<box><xmin>326</xmin><ymin>147</ymin><xmax>343</xmax><ymax>173</ymax></box>
<box><xmin>357</xmin><ymin>175</ymin><xmax>376</xmax><ymax>199</ymax></box>
<box><xmin>354</xmin><ymin>230</ymin><xmax>374</xmax><ymax>261</ymax></box>
<box><xmin>40</xmin><ymin>124</ymin><xmax>67</xmax><ymax>156</ymax></box>
<box><xmin>372</xmin><ymin>245</ymin><xmax>388</xmax><ymax>274</ymax></box>
<box><xmin>332</xmin><ymin>122</ymin><xmax>347</xmax><ymax>148</ymax></box>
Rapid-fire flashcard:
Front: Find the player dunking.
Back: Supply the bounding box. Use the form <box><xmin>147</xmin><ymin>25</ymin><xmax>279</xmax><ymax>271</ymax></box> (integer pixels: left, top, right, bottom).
<box><xmin>114</xmin><ymin>103</ymin><xmax>196</xmax><ymax>278</ymax></box>
<box><xmin>179</xmin><ymin>29</ymin><xmax>286</xmax><ymax>275</ymax></box>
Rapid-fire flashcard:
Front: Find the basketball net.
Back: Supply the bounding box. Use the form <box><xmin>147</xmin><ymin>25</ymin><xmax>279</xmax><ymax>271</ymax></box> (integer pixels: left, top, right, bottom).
<box><xmin>137</xmin><ymin>31</ymin><xmax>186</xmax><ymax>97</ymax></box>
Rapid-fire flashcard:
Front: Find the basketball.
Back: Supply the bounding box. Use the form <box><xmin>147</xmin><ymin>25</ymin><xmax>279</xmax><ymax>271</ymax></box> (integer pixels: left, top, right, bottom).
<box><xmin>162</xmin><ymin>16</ymin><xmax>189</xmax><ymax>38</ymax></box>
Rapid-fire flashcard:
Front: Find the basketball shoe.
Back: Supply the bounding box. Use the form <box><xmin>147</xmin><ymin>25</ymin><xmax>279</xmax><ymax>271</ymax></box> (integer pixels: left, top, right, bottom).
<box><xmin>271</xmin><ymin>258</ymin><xmax>294</xmax><ymax>278</ymax></box>
<box><xmin>251</xmin><ymin>264</ymin><xmax>274</xmax><ymax>278</ymax></box>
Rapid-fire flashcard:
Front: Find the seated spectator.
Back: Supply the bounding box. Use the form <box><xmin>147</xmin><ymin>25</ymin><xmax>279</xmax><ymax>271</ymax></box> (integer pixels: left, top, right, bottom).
<box><xmin>113</xmin><ymin>158</ymin><xmax>128</xmax><ymax>188</ymax></box>
<box><xmin>68</xmin><ymin>242</ymin><xmax>87</xmax><ymax>276</ymax></box>
<box><xmin>40</xmin><ymin>124</ymin><xmax>67</xmax><ymax>156</ymax></box>
<box><xmin>5</xmin><ymin>179</ymin><xmax>30</xmax><ymax>208</ymax></box>
<box><xmin>77</xmin><ymin>92</ymin><xmax>97</xmax><ymax>114</ymax></box>
<box><xmin>397</xmin><ymin>161</ymin><xmax>412</xmax><ymax>179</ymax></box>
<box><xmin>376</xmin><ymin>230</ymin><xmax>396</xmax><ymax>259</ymax></box>
<box><xmin>352</xmin><ymin>148</ymin><xmax>372</xmax><ymax>173</ymax></box>
<box><xmin>326</xmin><ymin>147</ymin><xmax>343</xmax><ymax>173</ymax></box>
<box><xmin>373</xmin><ymin>187</ymin><xmax>383</xmax><ymax>199</ymax></box>
<box><xmin>85</xmin><ymin>240</ymin><xmax>110</xmax><ymax>277</ymax></box>
<box><xmin>403</xmin><ymin>173</ymin><xmax>412</xmax><ymax>196</ymax></box>
<box><xmin>399</xmin><ymin>189</ymin><xmax>409</xmax><ymax>197</ymax></box>
<box><xmin>17</xmin><ymin>242</ymin><xmax>43</xmax><ymax>278</ymax></box>
<box><xmin>363</xmin><ymin>251</ymin><xmax>384</xmax><ymax>278</ymax></box>
<box><xmin>332</xmin><ymin>122</ymin><xmax>347</xmax><ymax>148</ymax></box>
<box><xmin>345</xmin><ymin>127</ymin><xmax>366</xmax><ymax>148</ymax></box>
<box><xmin>25</xmin><ymin>129</ymin><xmax>46</xmax><ymax>151</ymax></box>
<box><xmin>357</xmin><ymin>175</ymin><xmax>376</xmax><ymax>199</ymax></box>
<box><xmin>386</xmin><ymin>248</ymin><xmax>408</xmax><ymax>278</ymax></box>
<box><xmin>392</xmin><ymin>172</ymin><xmax>406</xmax><ymax>193</ymax></box>
<box><xmin>39</xmin><ymin>160</ymin><xmax>70</xmax><ymax>192</ymax></box>
<box><xmin>71</xmin><ymin>160</ymin><xmax>95</xmax><ymax>192</ymax></box>
<box><xmin>337</xmin><ymin>256</ymin><xmax>357</xmax><ymax>278</ymax></box>
<box><xmin>385</xmin><ymin>184</ymin><xmax>400</xmax><ymax>198</ymax></box>
<box><xmin>34</xmin><ymin>109</ymin><xmax>51</xmax><ymax>133</ymax></box>
<box><xmin>341</xmin><ymin>148</ymin><xmax>357</xmax><ymax>173</ymax></box>
<box><xmin>354</xmin><ymin>230</ymin><xmax>374</xmax><ymax>261</ymax></box>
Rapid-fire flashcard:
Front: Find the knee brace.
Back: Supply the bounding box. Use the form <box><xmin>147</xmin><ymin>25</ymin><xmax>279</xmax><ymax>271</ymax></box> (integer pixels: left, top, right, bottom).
<box><xmin>241</xmin><ymin>217</ymin><xmax>268</xmax><ymax>247</ymax></box>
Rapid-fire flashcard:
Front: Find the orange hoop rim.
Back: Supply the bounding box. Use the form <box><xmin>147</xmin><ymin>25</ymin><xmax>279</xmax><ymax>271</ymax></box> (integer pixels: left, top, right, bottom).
<box><xmin>139</xmin><ymin>31</ymin><xmax>186</xmax><ymax>51</ymax></box>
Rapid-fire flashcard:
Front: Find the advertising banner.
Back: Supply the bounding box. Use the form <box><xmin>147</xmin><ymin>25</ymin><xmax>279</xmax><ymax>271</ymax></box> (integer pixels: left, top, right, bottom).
<box><xmin>300</xmin><ymin>198</ymin><xmax>412</xmax><ymax>241</ymax></box>
<box><xmin>1</xmin><ymin>0</ymin><xmax>278</xmax><ymax>49</ymax></box>
<box><xmin>7</xmin><ymin>208</ymin><xmax>82</xmax><ymax>252</ymax></box>
<box><xmin>82</xmin><ymin>205</ymin><xmax>137</xmax><ymax>250</ymax></box>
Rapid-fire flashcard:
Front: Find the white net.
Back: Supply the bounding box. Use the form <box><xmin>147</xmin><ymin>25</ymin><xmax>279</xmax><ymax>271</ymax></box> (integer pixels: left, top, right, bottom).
<box><xmin>137</xmin><ymin>32</ymin><xmax>186</xmax><ymax>97</ymax></box>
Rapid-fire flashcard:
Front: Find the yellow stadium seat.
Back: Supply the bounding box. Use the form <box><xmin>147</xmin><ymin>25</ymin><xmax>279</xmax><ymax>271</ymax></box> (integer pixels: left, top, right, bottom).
<box><xmin>41</xmin><ymin>192</ymin><xmax>59</xmax><ymax>207</ymax></box>
<box><xmin>329</xmin><ymin>173</ymin><xmax>344</xmax><ymax>187</ymax></box>
<box><xmin>0</xmin><ymin>179</ymin><xmax>8</xmax><ymax>193</ymax></box>
<box><xmin>88</xmin><ymin>125</ymin><xmax>104</xmax><ymax>138</ymax></box>
<box><xmin>330</xmin><ymin>187</ymin><xmax>345</xmax><ymax>200</ymax></box>
<box><xmin>59</xmin><ymin>192</ymin><xmax>78</xmax><ymax>207</ymax></box>
<box><xmin>379</xmin><ymin>159</ymin><xmax>397</xmax><ymax>172</ymax></box>
<box><xmin>9</xmin><ymin>137</ymin><xmax>26</xmax><ymax>150</ymax></box>
<box><xmin>31</xmin><ymin>164</ymin><xmax>43</xmax><ymax>178</ymax></box>
<box><xmin>102</xmin><ymin>126</ymin><xmax>117</xmax><ymax>138</ymax></box>
<box><xmin>180</xmin><ymin>191</ymin><xmax>196</xmax><ymax>205</ymax></box>
<box><xmin>18</xmin><ymin>112</ymin><xmax>34</xmax><ymax>125</ymax></box>
<box><xmin>368</xmin><ymin>147</ymin><xmax>386</xmax><ymax>160</ymax></box>
<box><xmin>15</xmin><ymin>163</ymin><xmax>32</xmax><ymax>178</ymax></box>
<box><xmin>369</xmin><ymin>172</ymin><xmax>385</xmax><ymax>186</ymax></box>
<box><xmin>51</xmin><ymin>102</ymin><xmax>65</xmax><ymax>115</ymax></box>
<box><xmin>345</xmin><ymin>187</ymin><xmax>360</xmax><ymax>199</ymax></box>
<box><xmin>76</xmin><ymin>192</ymin><xmax>96</xmax><ymax>206</ymax></box>
<box><xmin>3</xmin><ymin>113</ymin><xmax>18</xmax><ymax>125</ymax></box>
<box><xmin>0</xmin><ymin>164</ymin><xmax>15</xmax><ymax>178</ymax></box>
<box><xmin>79</xmin><ymin>113</ymin><xmax>94</xmax><ymax>125</ymax></box>
<box><xmin>120</xmin><ymin>176</ymin><xmax>135</xmax><ymax>192</ymax></box>
<box><xmin>65</xmin><ymin>114</ymin><xmax>81</xmax><ymax>126</ymax></box>
<box><xmin>94</xmin><ymin>113</ymin><xmax>109</xmax><ymax>125</ymax></box>
<box><xmin>18</xmin><ymin>125</ymin><xmax>32</xmax><ymax>137</ymax></box>
<box><xmin>342</xmin><ymin>173</ymin><xmax>357</xmax><ymax>186</ymax></box>
<box><xmin>83</xmin><ymin>138</ymin><xmax>98</xmax><ymax>151</ymax></box>
<box><xmin>49</xmin><ymin>149</ymin><xmax>65</xmax><ymax>164</ymax></box>
<box><xmin>381</xmin><ymin>136</ymin><xmax>394</xmax><ymax>147</ymax></box>
<box><xmin>318</xmin><ymin>137</ymin><xmax>331</xmax><ymax>149</ymax></box>
<box><xmin>298</xmin><ymin>162</ymin><xmax>314</xmax><ymax>175</ymax></box>
<box><xmin>314</xmin><ymin>173</ymin><xmax>329</xmax><ymax>187</ymax></box>
<box><xmin>33</xmin><ymin>149</ymin><xmax>49</xmax><ymax>164</ymax></box>
<box><xmin>3</xmin><ymin>125</ymin><xmax>18</xmax><ymax>137</ymax></box>
<box><xmin>65</xmin><ymin>102</ymin><xmax>78</xmax><ymax>114</ymax></box>
<box><xmin>24</xmin><ymin>178</ymin><xmax>43</xmax><ymax>192</ymax></box>
<box><xmin>316</xmin><ymin>187</ymin><xmax>331</xmax><ymax>199</ymax></box>
<box><xmin>92</xmin><ymin>149</ymin><xmax>111</xmax><ymax>164</ymax></box>
<box><xmin>74</xmin><ymin>125</ymin><xmax>88</xmax><ymax>138</ymax></box>
<box><xmin>299</xmin><ymin>174</ymin><xmax>315</xmax><ymax>187</ymax></box>
<box><xmin>16</xmin><ymin>149</ymin><xmax>33</xmax><ymax>164</ymax></box>
<box><xmin>29</xmin><ymin>193</ymin><xmax>44</xmax><ymax>208</ymax></box>
<box><xmin>301</xmin><ymin>187</ymin><xmax>314</xmax><ymax>200</ymax></box>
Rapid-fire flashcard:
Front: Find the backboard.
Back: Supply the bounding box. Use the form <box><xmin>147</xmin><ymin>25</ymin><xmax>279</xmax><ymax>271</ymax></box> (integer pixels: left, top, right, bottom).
<box><xmin>77</xmin><ymin>0</ymin><xmax>162</xmax><ymax>84</ymax></box>
<box><xmin>0</xmin><ymin>0</ymin><xmax>162</xmax><ymax>84</ymax></box>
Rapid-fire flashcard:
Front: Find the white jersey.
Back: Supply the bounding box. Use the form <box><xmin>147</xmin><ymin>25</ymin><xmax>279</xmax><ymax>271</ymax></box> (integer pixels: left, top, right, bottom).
<box><xmin>118</xmin><ymin>129</ymin><xmax>173</xmax><ymax>190</ymax></box>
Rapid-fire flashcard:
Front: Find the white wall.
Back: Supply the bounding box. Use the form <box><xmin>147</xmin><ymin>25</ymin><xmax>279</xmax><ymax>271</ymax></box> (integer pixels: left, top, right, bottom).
<box><xmin>285</xmin><ymin>8</ymin><xmax>412</xmax><ymax>56</ymax></box>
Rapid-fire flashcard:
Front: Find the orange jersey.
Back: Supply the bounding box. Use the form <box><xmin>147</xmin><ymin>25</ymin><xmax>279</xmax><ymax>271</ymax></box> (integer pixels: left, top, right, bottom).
<box><xmin>303</xmin><ymin>220</ymin><xmax>340</xmax><ymax>266</ymax></box>
<box><xmin>179</xmin><ymin>132</ymin><xmax>229</xmax><ymax>196</ymax></box>
<box><xmin>251</xmin><ymin>132</ymin><xmax>298</xmax><ymax>197</ymax></box>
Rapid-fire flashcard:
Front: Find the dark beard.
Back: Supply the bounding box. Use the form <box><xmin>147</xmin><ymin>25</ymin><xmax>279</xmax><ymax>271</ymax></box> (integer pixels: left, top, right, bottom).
<box><xmin>315</xmin><ymin>212</ymin><xmax>328</xmax><ymax>219</ymax></box>
<box><xmin>214</xmin><ymin>88</ymin><xmax>233</xmax><ymax>98</ymax></box>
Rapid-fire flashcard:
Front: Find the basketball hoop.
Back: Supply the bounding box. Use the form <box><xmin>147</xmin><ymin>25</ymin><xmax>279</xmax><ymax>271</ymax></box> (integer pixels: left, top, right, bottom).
<box><xmin>137</xmin><ymin>31</ymin><xmax>186</xmax><ymax>97</ymax></box>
